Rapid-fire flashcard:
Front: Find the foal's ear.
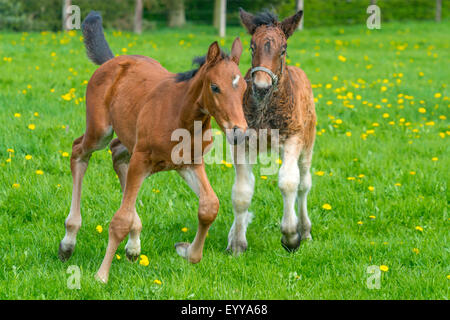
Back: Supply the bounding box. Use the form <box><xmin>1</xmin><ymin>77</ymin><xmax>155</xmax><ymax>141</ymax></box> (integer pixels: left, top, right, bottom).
<box><xmin>230</xmin><ymin>37</ymin><xmax>243</xmax><ymax>65</ymax></box>
<box><xmin>239</xmin><ymin>8</ymin><xmax>257</xmax><ymax>35</ymax></box>
<box><xmin>206</xmin><ymin>41</ymin><xmax>221</xmax><ymax>64</ymax></box>
<box><xmin>280</xmin><ymin>10</ymin><xmax>303</xmax><ymax>39</ymax></box>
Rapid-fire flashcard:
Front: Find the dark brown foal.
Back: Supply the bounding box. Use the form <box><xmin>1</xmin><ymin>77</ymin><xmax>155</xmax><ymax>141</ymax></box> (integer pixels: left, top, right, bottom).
<box><xmin>227</xmin><ymin>9</ymin><xmax>316</xmax><ymax>254</ymax></box>
<box><xmin>59</xmin><ymin>11</ymin><xmax>247</xmax><ymax>283</ymax></box>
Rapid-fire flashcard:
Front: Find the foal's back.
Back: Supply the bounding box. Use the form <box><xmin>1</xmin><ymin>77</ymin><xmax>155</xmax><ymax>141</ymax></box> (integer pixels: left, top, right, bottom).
<box><xmin>85</xmin><ymin>55</ymin><xmax>179</xmax><ymax>153</ymax></box>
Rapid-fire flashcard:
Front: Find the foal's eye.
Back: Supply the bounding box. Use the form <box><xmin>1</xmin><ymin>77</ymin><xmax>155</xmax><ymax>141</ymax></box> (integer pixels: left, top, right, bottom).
<box><xmin>280</xmin><ymin>48</ymin><xmax>286</xmax><ymax>56</ymax></box>
<box><xmin>211</xmin><ymin>83</ymin><xmax>220</xmax><ymax>94</ymax></box>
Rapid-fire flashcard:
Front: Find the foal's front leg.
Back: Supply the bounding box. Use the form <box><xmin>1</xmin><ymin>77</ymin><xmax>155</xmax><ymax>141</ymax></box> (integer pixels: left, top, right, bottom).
<box><xmin>176</xmin><ymin>163</ymin><xmax>219</xmax><ymax>263</ymax></box>
<box><xmin>96</xmin><ymin>151</ymin><xmax>150</xmax><ymax>283</ymax></box>
<box><xmin>278</xmin><ymin>136</ymin><xmax>302</xmax><ymax>251</ymax></box>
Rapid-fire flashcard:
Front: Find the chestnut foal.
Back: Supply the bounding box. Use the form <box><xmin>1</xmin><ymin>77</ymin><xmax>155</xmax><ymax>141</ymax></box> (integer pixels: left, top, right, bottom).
<box><xmin>227</xmin><ymin>9</ymin><xmax>316</xmax><ymax>254</ymax></box>
<box><xmin>58</xmin><ymin>12</ymin><xmax>247</xmax><ymax>283</ymax></box>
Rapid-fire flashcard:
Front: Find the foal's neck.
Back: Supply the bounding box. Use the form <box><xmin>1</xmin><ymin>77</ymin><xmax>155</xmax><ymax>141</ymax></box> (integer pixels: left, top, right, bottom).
<box><xmin>177</xmin><ymin>70</ymin><xmax>210</xmax><ymax>132</ymax></box>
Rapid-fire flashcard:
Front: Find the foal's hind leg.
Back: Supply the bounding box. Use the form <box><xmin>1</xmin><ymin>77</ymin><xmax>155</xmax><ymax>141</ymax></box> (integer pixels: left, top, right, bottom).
<box><xmin>58</xmin><ymin>125</ymin><xmax>114</xmax><ymax>261</ymax></box>
<box><xmin>110</xmin><ymin>138</ymin><xmax>141</xmax><ymax>262</ymax></box>
<box><xmin>110</xmin><ymin>138</ymin><xmax>131</xmax><ymax>192</ymax></box>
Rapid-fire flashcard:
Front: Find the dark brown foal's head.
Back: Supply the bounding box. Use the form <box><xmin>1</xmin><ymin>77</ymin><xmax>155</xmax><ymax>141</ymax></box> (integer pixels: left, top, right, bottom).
<box><xmin>239</xmin><ymin>9</ymin><xmax>303</xmax><ymax>98</ymax></box>
<box><xmin>200</xmin><ymin>38</ymin><xmax>248</xmax><ymax>144</ymax></box>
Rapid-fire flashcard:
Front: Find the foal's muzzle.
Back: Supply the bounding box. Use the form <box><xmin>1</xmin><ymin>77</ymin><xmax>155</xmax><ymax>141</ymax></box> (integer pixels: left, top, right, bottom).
<box><xmin>226</xmin><ymin>126</ymin><xmax>246</xmax><ymax>145</ymax></box>
<box><xmin>251</xmin><ymin>66</ymin><xmax>279</xmax><ymax>98</ymax></box>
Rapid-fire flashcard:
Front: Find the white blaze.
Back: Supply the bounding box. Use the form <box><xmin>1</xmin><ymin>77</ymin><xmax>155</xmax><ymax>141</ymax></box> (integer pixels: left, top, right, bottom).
<box><xmin>232</xmin><ymin>75</ymin><xmax>240</xmax><ymax>88</ymax></box>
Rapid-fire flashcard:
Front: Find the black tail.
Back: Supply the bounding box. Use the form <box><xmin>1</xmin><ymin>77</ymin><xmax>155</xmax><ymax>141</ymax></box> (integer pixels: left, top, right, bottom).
<box><xmin>81</xmin><ymin>11</ymin><xmax>114</xmax><ymax>65</ymax></box>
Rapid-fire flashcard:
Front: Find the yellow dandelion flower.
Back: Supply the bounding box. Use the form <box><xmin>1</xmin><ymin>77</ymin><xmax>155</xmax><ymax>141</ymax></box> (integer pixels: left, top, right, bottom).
<box><xmin>276</xmin><ymin>158</ymin><xmax>282</xmax><ymax>165</ymax></box>
<box><xmin>409</xmin><ymin>171</ymin><xmax>416</xmax><ymax>175</ymax></box>
<box><xmin>412</xmin><ymin>248</ymin><xmax>419</xmax><ymax>254</ymax></box>
<box><xmin>25</xmin><ymin>155</ymin><xmax>32</xmax><ymax>160</ymax></box>
<box><xmin>28</xmin><ymin>124</ymin><xmax>36</xmax><ymax>130</ymax></box>
<box><xmin>153</xmin><ymin>279</ymin><xmax>162</xmax><ymax>285</ymax></box>
<box><xmin>368</xmin><ymin>186</ymin><xmax>374</xmax><ymax>191</ymax></box>
<box><xmin>394</xmin><ymin>183</ymin><xmax>401</xmax><ymax>186</ymax></box>
<box><xmin>12</xmin><ymin>183</ymin><xmax>20</xmax><ymax>189</ymax></box>
<box><xmin>121</xmin><ymin>47</ymin><xmax>128</xmax><ymax>53</ymax></box>
<box><xmin>35</xmin><ymin>170</ymin><xmax>44</xmax><ymax>175</ymax></box>
<box><xmin>14</xmin><ymin>113</ymin><xmax>21</xmax><ymax>118</ymax></box>
<box><xmin>96</xmin><ymin>225</ymin><xmax>103</xmax><ymax>233</ymax></box>
<box><xmin>61</xmin><ymin>93</ymin><xmax>72</xmax><ymax>101</ymax></box>
<box><xmin>181</xmin><ymin>227</ymin><xmax>188</xmax><ymax>232</ymax></box>
<box><xmin>62</xmin><ymin>152</ymin><xmax>69</xmax><ymax>157</ymax></box>
<box><xmin>431</xmin><ymin>157</ymin><xmax>438</xmax><ymax>161</ymax></box>
<box><xmin>345</xmin><ymin>132</ymin><xmax>352</xmax><ymax>137</ymax></box>
<box><xmin>434</xmin><ymin>93</ymin><xmax>442</xmax><ymax>98</ymax></box>
<box><xmin>379</xmin><ymin>265</ymin><xmax>389</xmax><ymax>272</ymax></box>
<box><xmin>116</xmin><ymin>254</ymin><xmax>121</xmax><ymax>260</ymax></box>
<box><xmin>418</xmin><ymin>107</ymin><xmax>426</xmax><ymax>113</ymax></box>
<box><xmin>139</xmin><ymin>254</ymin><xmax>149</xmax><ymax>266</ymax></box>
<box><xmin>369</xmin><ymin>215</ymin><xmax>376</xmax><ymax>219</ymax></box>
<box><xmin>415</xmin><ymin>226</ymin><xmax>423</xmax><ymax>232</ymax></box>
<box><xmin>322</xmin><ymin>203</ymin><xmax>332</xmax><ymax>210</ymax></box>
<box><xmin>357</xmin><ymin>221</ymin><xmax>363</xmax><ymax>225</ymax></box>
<box><xmin>260</xmin><ymin>175</ymin><xmax>267</xmax><ymax>180</ymax></box>
<box><xmin>382</xmin><ymin>113</ymin><xmax>389</xmax><ymax>118</ymax></box>
<box><xmin>338</xmin><ymin>55</ymin><xmax>346</xmax><ymax>62</ymax></box>
<box><xmin>315</xmin><ymin>171</ymin><xmax>325</xmax><ymax>176</ymax></box>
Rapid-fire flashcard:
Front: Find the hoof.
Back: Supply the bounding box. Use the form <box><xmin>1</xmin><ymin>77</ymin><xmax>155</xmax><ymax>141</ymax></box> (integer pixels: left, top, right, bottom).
<box><xmin>58</xmin><ymin>241</ymin><xmax>74</xmax><ymax>262</ymax></box>
<box><xmin>281</xmin><ymin>233</ymin><xmax>301</xmax><ymax>252</ymax></box>
<box><xmin>95</xmin><ymin>273</ymin><xmax>108</xmax><ymax>284</ymax></box>
<box><xmin>175</xmin><ymin>242</ymin><xmax>190</xmax><ymax>260</ymax></box>
<box><xmin>174</xmin><ymin>242</ymin><xmax>201</xmax><ymax>263</ymax></box>
<box><xmin>125</xmin><ymin>244</ymin><xmax>140</xmax><ymax>262</ymax></box>
<box><xmin>125</xmin><ymin>250</ymin><xmax>139</xmax><ymax>262</ymax></box>
<box><xmin>301</xmin><ymin>233</ymin><xmax>313</xmax><ymax>242</ymax></box>
<box><xmin>226</xmin><ymin>240</ymin><xmax>248</xmax><ymax>255</ymax></box>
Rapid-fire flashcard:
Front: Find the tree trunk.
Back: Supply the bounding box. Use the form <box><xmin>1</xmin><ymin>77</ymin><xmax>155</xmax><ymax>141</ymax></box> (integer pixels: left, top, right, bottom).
<box><xmin>134</xmin><ymin>0</ymin><xmax>143</xmax><ymax>34</ymax></box>
<box><xmin>296</xmin><ymin>0</ymin><xmax>304</xmax><ymax>30</ymax></box>
<box><xmin>435</xmin><ymin>0</ymin><xmax>442</xmax><ymax>22</ymax></box>
<box><xmin>213</xmin><ymin>0</ymin><xmax>220</xmax><ymax>29</ymax></box>
<box><xmin>219</xmin><ymin>0</ymin><xmax>226</xmax><ymax>37</ymax></box>
<box><xmin>62</xmin><ymin>0</ymin><xmax>71</xmax><ymax>31</ymax></box>
<box><xmin>167</xmin><ymin>0</ymin><xmax>186</xmax><ymax>27</ymax></box>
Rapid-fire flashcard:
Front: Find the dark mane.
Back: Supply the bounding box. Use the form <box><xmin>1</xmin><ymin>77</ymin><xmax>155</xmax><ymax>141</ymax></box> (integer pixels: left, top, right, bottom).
<box><xmin>175</xmin><ymin>51</ymin><xmax>229</xmax><ymax>82</ymax></box>
<box><xmin>253</xmin><ymin>10</ymin><xmax>278</xmax><ymax>27</ymax></box>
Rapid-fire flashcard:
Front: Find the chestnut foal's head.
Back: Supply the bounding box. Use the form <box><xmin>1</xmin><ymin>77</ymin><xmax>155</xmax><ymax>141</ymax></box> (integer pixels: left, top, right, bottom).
<box><xmin>239</xmin><ymin>9</ymin><xmax>303</xmax><ymax>98</ymax></box>
<box><xmin>200</xmin><ymin>38</ymin><xmax>247</xmax><ymax>144</ymax></box>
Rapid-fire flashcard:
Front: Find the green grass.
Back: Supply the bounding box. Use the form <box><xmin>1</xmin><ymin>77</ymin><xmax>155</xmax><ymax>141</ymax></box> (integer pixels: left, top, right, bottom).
<box><xmin>0</xmin><ymin>20</ymin><xmax>449</xmax><ymax>299</ymax></box>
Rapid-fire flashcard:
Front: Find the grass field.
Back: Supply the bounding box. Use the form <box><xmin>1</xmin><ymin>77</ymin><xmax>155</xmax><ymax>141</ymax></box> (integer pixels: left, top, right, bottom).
<box><xmin>0</xmin><ymin>19</ymin><xmax>448</xmax><ymax>300</ymax></box>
